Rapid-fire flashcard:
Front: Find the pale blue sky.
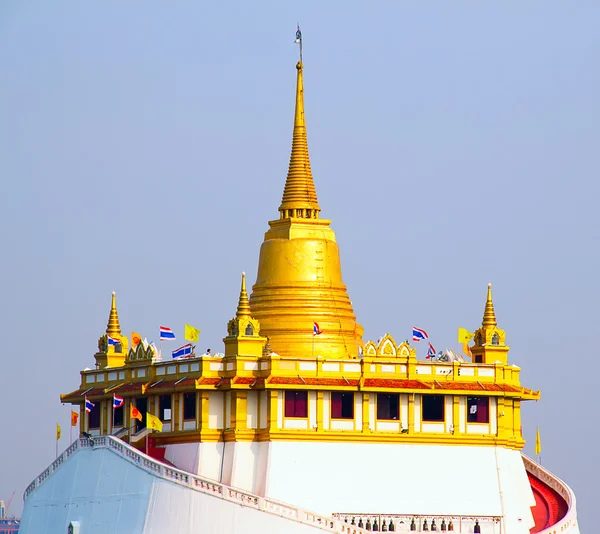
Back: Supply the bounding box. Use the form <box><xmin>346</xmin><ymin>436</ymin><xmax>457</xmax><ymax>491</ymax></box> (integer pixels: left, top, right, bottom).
<box><xmin>0</xmin><ymin>1</ymin><xmax>598</xmax><ymax>529</ymax></box>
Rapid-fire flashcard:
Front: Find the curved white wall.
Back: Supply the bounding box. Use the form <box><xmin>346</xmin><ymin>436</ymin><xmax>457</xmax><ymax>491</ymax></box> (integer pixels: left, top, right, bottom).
<box><xmin>266</xmin><ymin>442</ymin><xmax>535</xmax><ymax>533</ymax></box>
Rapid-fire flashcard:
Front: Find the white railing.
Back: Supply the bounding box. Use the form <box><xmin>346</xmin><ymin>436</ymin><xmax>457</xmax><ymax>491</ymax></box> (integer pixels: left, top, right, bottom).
<box><xmin>24</xmin><ymin>436</ymin><xmax>370</xmax><ymax>534</ymax></box>
<box><xmin>522</xmin><ymin>454</ymin><xmax>580</xmax><ymax>534</ymax></box>
<box><xmin>333</xmin><ymin>513</ymin><xmax>502</xmax><ymax>533</ymax></box>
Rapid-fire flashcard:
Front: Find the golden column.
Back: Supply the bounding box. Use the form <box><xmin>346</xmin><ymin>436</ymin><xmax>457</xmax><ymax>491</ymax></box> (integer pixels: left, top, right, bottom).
<box><xmin>250</xmin><ymin>60</ymin><xmax>364</xmax><ymax>359</ymax></box>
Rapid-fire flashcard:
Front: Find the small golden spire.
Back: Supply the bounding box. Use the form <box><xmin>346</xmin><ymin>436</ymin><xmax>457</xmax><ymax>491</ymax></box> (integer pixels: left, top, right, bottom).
<box><xmin>106</xmin><ymin>291</ymin><xmax>122</xmax><ymax>337</ymax></box>
<box><xmin>236</xmin><ymin>272</ymin><xmax>252</xmax><ymax>318</ymax></box>
<box><xmin>278</xmin><ymin>60</ymin><xmax>321</xmax><ymax>219</ymax></box>
<box><xmin>482</xmin><ymin>283</ymin><xmax>497</xmax><ymax>328</ymax></box>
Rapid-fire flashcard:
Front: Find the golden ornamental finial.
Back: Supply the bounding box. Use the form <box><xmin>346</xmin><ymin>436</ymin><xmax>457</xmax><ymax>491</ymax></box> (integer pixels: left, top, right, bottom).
<box><xmin>482</xmin><ymin>282</ymin><xmax>497</xmax><ymax>328</ymax></box>
<box><xmin>278</xmin><ymin>38</ymin><xmax>321</xmax><ymax>220</ymax></box>
<box><xmin>106</xmin><ymin>291</ymin><xmax>122</xmax><ymax>337</ymax></box>
<box><xmin>236</xmin><ymin>272</ymin><xmax>252</xmax><ymax>318</ymax></box>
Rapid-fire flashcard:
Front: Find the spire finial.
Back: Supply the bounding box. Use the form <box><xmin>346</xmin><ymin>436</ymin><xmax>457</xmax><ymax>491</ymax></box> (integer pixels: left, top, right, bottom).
<box><xmin>482</xmin><ymin>282</ymin><xmax>497</xmax><ymax>328</ymax></box>
<box><xmin>278</xmin><ymin>28</ymin><xmax>321</xmax><ymax>220</ymax></box>
<box><xmin>295</xmin><ymin>23</ymin><xmax>303</xmax><ymax>63</ymax></box>
<box><xmin>236</xmin><ymin>272</ymin><xmax>252</xmax><ymax>318</ymax></box>
<box><xmin>106</xmin><ymin>291</ymin><xmax>121</xmax><ymax>337</ymax></box>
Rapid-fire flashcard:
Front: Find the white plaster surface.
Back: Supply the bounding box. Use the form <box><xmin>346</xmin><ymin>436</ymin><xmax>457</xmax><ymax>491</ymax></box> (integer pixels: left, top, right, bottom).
<box><xmin>19</xmin><ymin>446</ymin><xmax>335</xmax><ymax>534</ymax></box>
<box><xmin>266</xmin><ymin>442</ymin><xmax>535</xmax><ymax>530</ymax></box>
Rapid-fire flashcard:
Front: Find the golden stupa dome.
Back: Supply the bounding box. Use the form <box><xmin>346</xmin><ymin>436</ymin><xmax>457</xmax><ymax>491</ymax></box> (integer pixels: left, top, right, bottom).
<box><xmin>249</xmin><ymin>60</ymin><xmax>364</xmax><ymax>359</ymax></box>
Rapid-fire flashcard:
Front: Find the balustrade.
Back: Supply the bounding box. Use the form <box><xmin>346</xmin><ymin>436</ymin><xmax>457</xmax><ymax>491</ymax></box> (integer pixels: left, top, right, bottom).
<box><xmin>333</xmin><ymin>514</ymin><xmax>501</xmax><ymax>533</ymax></box>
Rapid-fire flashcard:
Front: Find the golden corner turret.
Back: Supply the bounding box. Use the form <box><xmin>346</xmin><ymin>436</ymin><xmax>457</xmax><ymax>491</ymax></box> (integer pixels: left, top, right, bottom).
<box><xmin>249</xmin><ymin>59</ymin><xmax>364</xmax><ymax>359</ymax></box>
<box><xmin>470</xmin><ymin>283</ymin><xmax>509</xmax><ymax>365</ymax></box>
<box><xmin>224</xmin><ymin>272</ymin><xmax>267</xmax><ymax>360</ymax></box>
<box><xmin>94</xmin><ymin>291</ymin><xmax>129</xmax><ymax>369</ymax></box>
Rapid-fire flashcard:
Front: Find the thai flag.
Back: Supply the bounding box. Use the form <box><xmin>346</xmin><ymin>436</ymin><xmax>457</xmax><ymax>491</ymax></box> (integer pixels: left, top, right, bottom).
<box><xmin>85</xmin><ymin>397</ymin><xmax>95</xmax><ymax>413</ymax></box>
<box><xmin>172</xmin><ymin>343</ymin><xmax>193</xmax><ymax>359</ymax></box>
<box><xmin>113</xmin><ymin>394</ymin><xmax>124</xmax><ymax>409</ymax></box>
<box><xmin>159</xmin><ymin>326</ymin><xmax>176</xmax><ymax>340</ymax></box>
<box><xmin>313</xmin><ymin>322</ymin><xmax>322</xmax><ymax>335</ymax></box>
<box><xmin>412</xmin><ymin>327</ymin><xmax>429</xmax><ymax>342</ymax></box>
<box><xmin>107</xmin><ymin>335</ymin><xmax>120</xmax><ymax>346</ymax></box>
<box><xmin>426</xmin><ymin>342</ymin><xmax>436</xmax><ymax>359</ymax></box>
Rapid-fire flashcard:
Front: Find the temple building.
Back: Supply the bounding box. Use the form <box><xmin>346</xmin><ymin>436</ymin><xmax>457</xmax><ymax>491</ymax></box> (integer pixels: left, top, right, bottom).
<box><xmin>52</xmin><ymin>57</ymin><xmax>578</xmax><ymax>534</ymax></box>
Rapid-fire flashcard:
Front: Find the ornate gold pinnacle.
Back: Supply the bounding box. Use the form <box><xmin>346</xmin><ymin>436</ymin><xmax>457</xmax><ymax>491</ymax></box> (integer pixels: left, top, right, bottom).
<box><xmin>482</xmin><ymin>283</ymin><xmax>497</xmax><ymax>328</ymax></box>
<box><xmin>106</xmin><ymin>291</ymin><xmax>122</xmax><ymax>337</ymax></box>
<box><xmin>278</xmin><ymin>61</ymin><xmax>321</xmax><ymax>220</ymax></box>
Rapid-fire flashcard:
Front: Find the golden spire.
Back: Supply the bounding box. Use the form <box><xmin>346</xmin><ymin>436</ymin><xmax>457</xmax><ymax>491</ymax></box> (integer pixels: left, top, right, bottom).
<box><xmin>278</xmin><ymin>60</ymin><xmax>321</xmax><ymax>220</ymax></box>
<box><xmin>106</xmin><ymin>291</ymin><xmax>122</xmax><ymax>337</ymax></box>
<box><xmin>482</xmin><ymin>283</ymin><xmax>497</xmax><ymax>328</ymax></box>
<box><xmin>236</xmin><ymin>272</ymin><xmax>252</xmax><ymax>318</ymax></box>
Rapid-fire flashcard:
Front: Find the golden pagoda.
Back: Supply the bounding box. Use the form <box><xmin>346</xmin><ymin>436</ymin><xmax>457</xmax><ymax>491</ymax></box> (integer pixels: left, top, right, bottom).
<box><xmin>94</xmin><ymin>291</ymin><xmax>129</xmax><ymax>369</ymax></box>
<box><xmin>470</xmin><ymin>283</ymin><xmax>510</xmax><ymax>365</ymax></box>
<box><xmin>249</xmin><ymin>60</ymin><xmax>364</xmax><ymax>360</ymax></box>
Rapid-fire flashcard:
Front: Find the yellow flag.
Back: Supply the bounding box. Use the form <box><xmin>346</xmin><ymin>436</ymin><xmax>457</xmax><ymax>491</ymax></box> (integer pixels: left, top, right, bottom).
<box><xmin>535</xmin><ymin>427</ymin><xmax>542</xmax><ymax>456</ymax></box>
<box><xmin>141</xmin><ymin>382</ymin><xmax>151</xmax><ymax>395</ymax></box>
<box><xmin>56</xmin><ymin>423</ymin><xmax>61</xmax><ymax>441</ymax></box>
<box><xmin>146</xmin><ymin>412</ymin><xmax>163</xmax><ymax>432</ymax></box>
<box><xmin>458</xmin><ymin>327</ymin><xmax>474</xmax><ymax>344</ymax></box>
<box><xmin>184</xmin><ymin>324</ymin><xmax>201</xmax><ymax>342</ymax></box>
<box><xmin>132</xmin><ymin>332</ymin><xmax>142</xmax><ymax>347</ymax></box>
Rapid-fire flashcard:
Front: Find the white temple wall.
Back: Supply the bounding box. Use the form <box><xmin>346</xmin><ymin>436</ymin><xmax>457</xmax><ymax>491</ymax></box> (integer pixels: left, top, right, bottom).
<box><xmin>247</xmin><ymin>391</ymin><xmax>258</xmax><ymax>429</ymax></box>
<box><xmin>414</xmin><ymin>395</ymin><xmax>421</xmax><ymax>431</ymax></box>
<box><xmin>445</xmin><ymin>395</ymin><xmax>453</xmax><ymax>432</ymax></box>
<box><xmin>259</xmin><ymin>391</ymin><xmax>268</xmax><ymax>428</ymax></box>
<box><xmin>208</xmin><ymin>391</ymin><xmax>224</xmax><ymax>429</ymax></box>
<box><xmin>165</xmin><ymin>442</ymin><xmax>201</xmax><ymax>474</ymax></box>
<box><xmin>265</xmin><ymin>441</ymin><xmax>535</xmax><ymax>533</ymax></box>
<box><xmin>20</xmin><ymin>446</ymin><xmax>335</xmax><ymax>534</ymax></box>
<box><xmin>309</xmin><ymin>391</ymin><xmax>317</xmax><ymax>429</ymax></box>
<box><xmin>496</xmin><ymin>447</ymin><xmax>536</xmax><ymax>533</ymax></box>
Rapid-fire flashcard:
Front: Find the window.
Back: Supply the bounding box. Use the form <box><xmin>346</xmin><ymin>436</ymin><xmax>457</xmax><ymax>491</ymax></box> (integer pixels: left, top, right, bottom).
<box><xmin>135</xmin><ymin>397</ymin><xmax>147</xmax><ymax>432</ymax></box>
<box><xmin>183</xmin><ymin>392</ymin><xmax>196</xmax><ymax>420</ymax></box>
<box><xmin>467</xmin><ymin>397</ymin><xmax>489</xmax><ymax>423</ymax></box>
<box><xmin>113</xmin><ymin>402</ymin><xmax>124</xmax><ymax>427</ymax></box>
<box><xmin>377</xmin><ymin>394</ymin><xmax>399</xmax><ymax>420</ymax></box>
<box><xmin>284</xmin><ymin>391</ymin><xmax>308</xmax><ymax>418</ymax></box>
<box><xmin>331</xmin><ymin>392</ymin><xmax>354</xmax><ymax>419</ymax></box>
<box><xmin>160</xmin><ymin>395</ymin><xmax>172</xmax><ymax>422</ymax></box>
<box><xmin>245</xmin><ymin>324</ymin><xmax>254</xmax><ymax>336</ymax></box>
<box><xmin>492</xmin><ymin>333</ymin><xmax>499</xmax><ymax>346</ymax></box>
<box><xmin>422</xmin><ymin>395</ymin><xmax>445</xmax><ymax>422</ymax></box>
<box><xmin>88</xmin><ymin>401</ymin><xmax>101</xmax><ymax>429</ymax></box>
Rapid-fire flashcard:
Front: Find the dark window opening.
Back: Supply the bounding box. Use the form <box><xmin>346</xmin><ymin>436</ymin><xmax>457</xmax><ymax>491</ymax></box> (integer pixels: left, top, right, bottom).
<box><xmin>377</xmin><ymin>394</ymin><xmax>399</xmax><ymax>420</ymax></box>
<box><xmin>331</xmin><ymin>392</ymin><xmax>354</xmax><ymax>419</ymax></box>
<box><xmin>88</xmin><ymin>401</ymin><xmax>101</xmax><ymax>429</ymax></box>
<box><xmin>284</xmin><ymin>391</ymin><xmax>308</xmax><ymax>418</ymax></box>
<box><xmin>492</xmin><ymin>333</ymin><xmax>499</xmax><ymax>346</ymax></box>
<box><xmin>135</xmin><ymin>397</ymin><xmax>147</xmax><ymax>433</ymax></box>
<box><xmin>160</xmin><ymin>395</ymin><xmax>172</xmax><ymax>422</ymax></box>
<box><xmin>422</xmin><ymin>395</ymin><xmax>445</xmax><ymax>422</ymax></box>
<box><xmin>467</xmin><ymin>397</ymin><xmax>490</xmax><ymax>423</ymax></box>
<box><xmin>113</xmin><ymin>403</ymin><xmax>124</xmax><ymax>427</ymax></box>
<box><xmin>183</xmin><ymin>392</ymin><xmax>196</xmax><ymax>420</ymax></box>
<box><xmin>245</xmin><ymin>324</ymin><xmax>254</xmax><ymax>336</ymax></box>
<box><xmin>474</xmin><ymin>355</ymin><xmax>483</xmax><ymax>363</ymax></box>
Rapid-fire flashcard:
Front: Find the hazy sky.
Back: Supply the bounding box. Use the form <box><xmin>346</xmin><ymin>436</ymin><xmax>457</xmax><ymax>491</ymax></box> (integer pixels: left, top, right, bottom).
<box><xmin>1</xmin><ymin>1</ymin><xmax>598</xmax><ymax>529</ymax></box>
